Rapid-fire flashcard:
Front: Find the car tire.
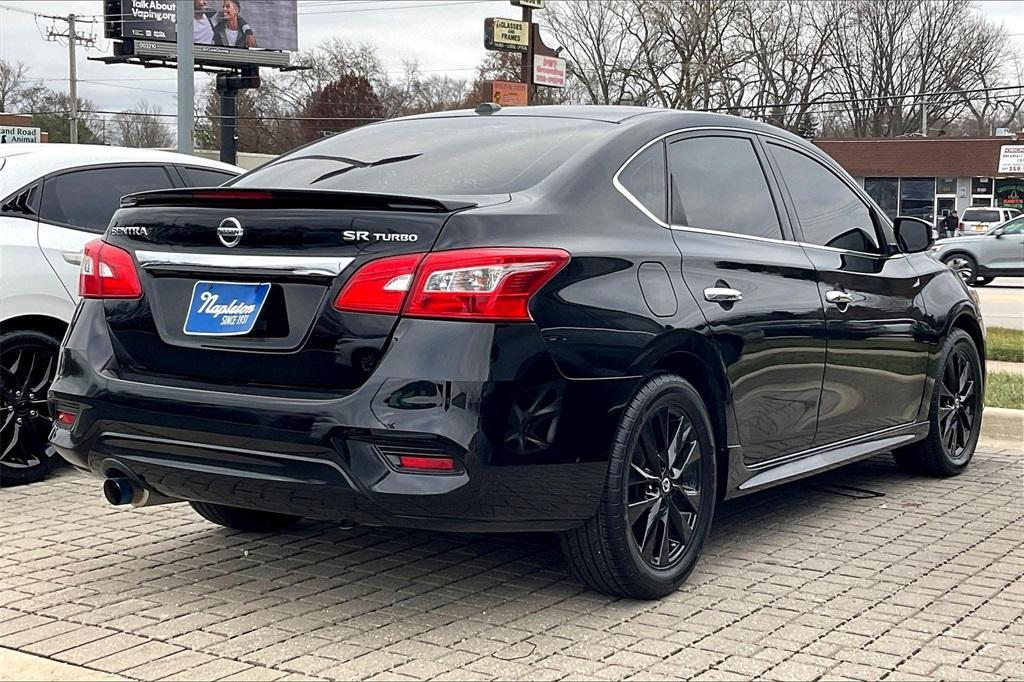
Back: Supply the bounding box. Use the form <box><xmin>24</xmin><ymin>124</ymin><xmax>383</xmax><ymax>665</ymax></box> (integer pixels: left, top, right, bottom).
<box><xmin>190</xmin><ymin>501</ymin><xmax>302</xmax><ymax>532</ymax></box>
<box><xmin>1</xmin><ymin>330</ymin><xmax>63</xmax><ymax>487</ymax></box>
<box><xmin>942</xmin><ymin>254</ymin><xmax>977</xmax><ymax>284</ymax></box>
<box><xmin>893</xmin><ymin>328</ymin><xmax>982</xmax><ymax>477</ymax></box>
<box><xmin>560</xmin><ymin>373</ymin><xmax>717</xmax><ymax>599</ymax></box>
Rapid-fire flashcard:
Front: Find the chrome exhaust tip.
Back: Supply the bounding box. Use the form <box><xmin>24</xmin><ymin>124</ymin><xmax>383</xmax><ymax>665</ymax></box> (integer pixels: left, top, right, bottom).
<box><xmin>102</xmin><ymin>476</ymin><xmax>181</xmax><ymax>508</ymax></box>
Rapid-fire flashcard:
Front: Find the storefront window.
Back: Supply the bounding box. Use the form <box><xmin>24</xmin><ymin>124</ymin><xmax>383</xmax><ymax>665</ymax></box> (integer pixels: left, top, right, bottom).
<box><xmin>936</xmin><ymin>177</ymin><xmax>957</xmax><ymax>194</ymax></box>
<box><xmin>971</xmin><ymin>177</ymin><xmax>993</xmax><ymax>195</ymax></box>
<box><xmin>995</xmin><ymin>178</ymin><xmax>1024</xmax><ymax>211</ymax></box>
<box><xmin>899</xmin><ymin>177</ymin><xmax>935</xmax><ymax>221</ymax></box>
<box><xmin>864</xmin><ymin>177</ymin><xmax>898</xmax><ymax>218</ymax></box>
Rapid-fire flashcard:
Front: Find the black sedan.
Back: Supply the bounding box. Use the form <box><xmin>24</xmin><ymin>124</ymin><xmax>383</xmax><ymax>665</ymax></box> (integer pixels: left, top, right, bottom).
<box><xmin>49</xmin><ymin>106</ymin><xmax>985</xmax><ymax>599</ymax></box>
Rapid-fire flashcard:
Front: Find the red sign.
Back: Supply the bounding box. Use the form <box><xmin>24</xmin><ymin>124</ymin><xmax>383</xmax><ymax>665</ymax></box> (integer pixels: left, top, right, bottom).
<box><xmin>487</xmin><ymin>80</ymin><xmax>528</xmax><ymax>107</ymax></box>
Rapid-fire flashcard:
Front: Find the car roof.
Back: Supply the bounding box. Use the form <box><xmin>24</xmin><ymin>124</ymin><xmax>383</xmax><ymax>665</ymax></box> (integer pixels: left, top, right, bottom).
<box><xmin>0</xmin><ymin>144</ymin><xmax>241</xmax><ymax>192</ymax></box>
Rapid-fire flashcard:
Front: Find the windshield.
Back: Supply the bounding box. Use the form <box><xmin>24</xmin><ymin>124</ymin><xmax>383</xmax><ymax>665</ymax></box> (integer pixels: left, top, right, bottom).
<box><xmin>235</xmin><ymin>116</ymin><xmax>611</xmax><ymax>195</ymax></box>
<box><xmin>988</xmin><ymin>215</ymin><xmax>1024</xmax><ymax>234</ymax></box>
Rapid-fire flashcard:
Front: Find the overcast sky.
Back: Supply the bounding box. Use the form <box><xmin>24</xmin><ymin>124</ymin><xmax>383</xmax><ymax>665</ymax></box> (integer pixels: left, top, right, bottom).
<box><xmin>2</xmin><ymin>0</ymin><xmax>1023</xmax><ymax>121</ymax></box>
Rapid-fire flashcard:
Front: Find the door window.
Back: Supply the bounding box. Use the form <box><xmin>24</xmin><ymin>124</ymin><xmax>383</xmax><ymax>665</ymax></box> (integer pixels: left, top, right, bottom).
<box><xmin>1000</xmin><ymin>217</ymin><xmax>1024</xmax><ymax>235</ymax></box>
<box><xmin>668</xmin><ymin>136</ymin><xmax>782</xmax><ymax>239</ymax></box>
<box><xmin>768</xmin><ymin>144</ymin><xmax>881</xmax><ymax>254</ymax></box>
<box><xmin>39</xmin><ymin>165</ymin><xmax>174</xmax><ymax>232</ymax></box>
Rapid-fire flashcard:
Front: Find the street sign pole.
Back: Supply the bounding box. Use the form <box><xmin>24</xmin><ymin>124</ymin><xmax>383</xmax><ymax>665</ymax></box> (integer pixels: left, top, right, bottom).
<box><xmin>176</xmin><ymin>0</ymin><xmax>194</xmax><ymax>153</ymax></box>
<box><xmin>520</xmin><ymin>5</ymin><xmax>533</xmax><ymax>105</ymax></box>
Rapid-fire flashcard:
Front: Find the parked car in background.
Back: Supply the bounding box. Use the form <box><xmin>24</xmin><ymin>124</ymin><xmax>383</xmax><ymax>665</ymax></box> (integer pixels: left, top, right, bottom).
<box><xmin>933</xmin><ymin>214</ymin><xmax>1024</xmax><ymax>285</ymax></box>
<box><xmin>958</xmin><ymin>206</ymin><xmax>1021</xmax><ymax>234</ymax></box>
<box><xmin>49</xmin><ymin>107</ymin><xmax>985</xmax><ymax>599</ymax></box>
<box><xmin>1</xmin><ymin>144</ymin><xmax>240</xmax><ymax>486</ymax></box>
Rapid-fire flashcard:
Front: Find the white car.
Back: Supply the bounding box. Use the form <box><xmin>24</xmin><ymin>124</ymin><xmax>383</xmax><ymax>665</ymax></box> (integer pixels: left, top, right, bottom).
<box><xmin>958</xmin><ymin>206</ymin><xmax>1021</xmax><ymax>235</ymax></box>
<box><xmin>1</xmin><ymin>144</ymin><xmax>240</xmax><ymax>485</ymax></box>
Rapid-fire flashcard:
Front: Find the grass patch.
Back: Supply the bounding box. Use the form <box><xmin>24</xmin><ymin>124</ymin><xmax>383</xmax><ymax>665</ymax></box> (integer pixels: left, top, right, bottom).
<box><xmin>986</xmin><ymin>327</ymin><xmax>1024</xmax><ymax>363</ymax></box>
<box><xmin>986</xmin><ymin>371</ymin><xmax>1024</xmax><ymax>409</ymax></box>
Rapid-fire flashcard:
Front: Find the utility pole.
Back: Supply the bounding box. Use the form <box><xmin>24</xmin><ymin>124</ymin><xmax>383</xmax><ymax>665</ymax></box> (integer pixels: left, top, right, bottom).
<box><xmin>68</xmin><ymin>14</ymin><xmax>77</xmax><ymax>143</ymax></box>
<box><xmin>176</xmin><ymin>0</ymin><xmax>194</xmax><ymax>153</ymax></box>
<box><xmin>46</xmin><ymin>13</ymin><xmax>95</xmax><ymax>144</ymax></box>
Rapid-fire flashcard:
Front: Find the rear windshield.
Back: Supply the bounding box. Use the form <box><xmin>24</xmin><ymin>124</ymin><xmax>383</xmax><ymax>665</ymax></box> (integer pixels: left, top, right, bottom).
<box><xmin>234</xmin><ymin>116</ymin><xmax>610</xmax><ymax>195</ymax></box>
<box><xmin>963</xmin><ymin>209</ymin><xmax>999</xmax><ymax>222</ymax></box>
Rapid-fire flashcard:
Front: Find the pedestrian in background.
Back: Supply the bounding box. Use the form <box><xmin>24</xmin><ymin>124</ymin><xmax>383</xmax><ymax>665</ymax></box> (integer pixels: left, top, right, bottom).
<box><xmin>944</xmin><ymin>209</ymin><xmax>959</xmax><ymax>238</ymax></box>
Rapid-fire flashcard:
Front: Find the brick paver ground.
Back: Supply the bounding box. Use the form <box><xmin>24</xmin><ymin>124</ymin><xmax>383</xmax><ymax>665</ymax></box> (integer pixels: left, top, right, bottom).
<box><xmin>1</xmin><ymin>439</ymin><xmax>1021</xmax><ymax>681</ymax></box>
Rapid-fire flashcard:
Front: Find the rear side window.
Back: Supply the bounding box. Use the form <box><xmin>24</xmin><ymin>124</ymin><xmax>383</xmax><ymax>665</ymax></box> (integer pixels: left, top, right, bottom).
<box><xmin>180</xmin><ymin>166</ymin><xmax>236</xmax><ymax>187</ymax></box>
<box><xmin>768</xmin><ymin>144</ymin><xmax>881</xmax><ymax>254</ymax></box>
<box><xmin>235</xmin><ymin>117</ymin><xmax>610</xmax><ymax>195</ymax></box>
<box><xmin>618</xmin><ymin>143</ymin><xmax>667</xmax><ymax>222</ymax></box>
<box><xmin>669</xmin><ymin>136</ymin><xmax>782</xmax><ymax>239</ymax></box>
<box><xmin>39</xmin><ymin>165</ymin><xmax>174</xmax><ymax>232</ymax></box>
<box><xmin>963</xmin><ymin>209</ymin><xmax>999</xmax><ymax>223</ymax></box>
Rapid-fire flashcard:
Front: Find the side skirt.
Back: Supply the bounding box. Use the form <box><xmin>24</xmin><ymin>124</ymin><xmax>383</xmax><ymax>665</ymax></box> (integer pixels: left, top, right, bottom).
<box><xmin>723</xmin><ymin>422</ymin><xmax>930</xmax><ymax>499</ymax></box>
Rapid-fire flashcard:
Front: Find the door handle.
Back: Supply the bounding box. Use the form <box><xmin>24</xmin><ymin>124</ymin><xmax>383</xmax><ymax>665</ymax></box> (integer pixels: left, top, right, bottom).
<box><xmin>825</xmin><ymin>290</ymin><xmax>854</xmax><ymax>306</ymax></box>
<box><xmin>62</xmin><ymin>251</ymin><xmax>83</xmax><ymax>266</ymax></box>
<box><xmin>704</xmin><ymin>287</ymin><xmax>743</xmax><ymax>303</ymax></box>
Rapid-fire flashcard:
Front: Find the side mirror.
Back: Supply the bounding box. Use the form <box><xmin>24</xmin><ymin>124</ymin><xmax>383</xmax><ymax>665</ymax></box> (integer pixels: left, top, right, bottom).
<box><xmin>993</xmin><ymin>227</ymin><xmax>1005</xmax><ymax>239</ymax></box>
<box><xmin>893</xmin><ymin>216</ymin><xmax>934</xmax><ymax>253</ymax></box>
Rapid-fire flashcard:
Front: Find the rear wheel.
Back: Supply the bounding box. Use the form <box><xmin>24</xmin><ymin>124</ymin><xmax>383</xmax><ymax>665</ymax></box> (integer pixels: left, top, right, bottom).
<box><xmin>894</xmin><ymin>328</ymin><xmax>982</xmax><ymax>476</ymax></box>
<box><xmin>190</xmin><ymin>501</ymin><xmax>301</xmax><ymax>532</ymax></box>
<box><xmin>0</xmin><ymin>331</ymin><xmax>62</xmax><ymax>486</ymax></box>
<box><xmin>560</xmin><ymin>374</ymin><xmax>716</xmax><ymax>599</ymax></box>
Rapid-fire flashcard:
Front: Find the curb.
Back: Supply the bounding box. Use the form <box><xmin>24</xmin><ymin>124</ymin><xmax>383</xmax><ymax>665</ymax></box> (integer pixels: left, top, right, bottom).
<box><xmin>981</xmin><ymin>407</ymin><xmax>1024</xmax><ymax>441</ymax></box>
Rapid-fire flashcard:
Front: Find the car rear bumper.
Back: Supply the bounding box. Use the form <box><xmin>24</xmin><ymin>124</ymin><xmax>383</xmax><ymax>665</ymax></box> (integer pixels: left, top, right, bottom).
<box><xmin>49</xmin><ymin>303</ymin><xmax>631</xmax><ymax>532</ymax></box>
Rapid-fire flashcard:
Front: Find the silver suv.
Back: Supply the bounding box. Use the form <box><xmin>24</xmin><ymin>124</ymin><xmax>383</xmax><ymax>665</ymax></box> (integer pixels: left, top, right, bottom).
<box><xmin>932</xmin><ymin>214</ymin><xmax>1024</xmax><ymax>285</ymax></box>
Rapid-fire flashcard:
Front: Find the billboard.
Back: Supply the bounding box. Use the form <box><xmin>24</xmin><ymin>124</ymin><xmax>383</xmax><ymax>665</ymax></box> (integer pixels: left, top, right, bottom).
<box><xmin>107</xmin><ymin>0</ymin><xmax>297</xmax><ymax>66</ymax></box>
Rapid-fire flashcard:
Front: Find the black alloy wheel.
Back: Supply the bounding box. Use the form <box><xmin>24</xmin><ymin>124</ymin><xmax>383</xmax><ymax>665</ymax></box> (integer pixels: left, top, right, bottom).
<box><xmin>626</xmin><ymin>405</ymin><xmax>703</xmax><ymax>569</ymax></box>
<box><xmin>894</xmin><ymin>328</ymin><xmax>982</xmax><ymax>476</ymax></box>
<box><xmin>0</xmin><ymin>331</ymin><xmax>62</xmax><ymax>486</ymax></box>
<box><xmin>561</xmin><ymin>373</ymin><xmax>716</xmax><ymax>599</ymax></box>
<box><xmin>937</xmin><ymin>345</ymin><xmax>979</xmax><ymax>465</ymax></box>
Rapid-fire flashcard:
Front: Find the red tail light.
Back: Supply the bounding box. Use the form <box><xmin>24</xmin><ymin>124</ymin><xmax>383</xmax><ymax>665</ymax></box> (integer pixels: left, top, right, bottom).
<box><xmin>404</xmin><ymin>248</ymin><xmax>570</xmax><ymax>322</ymax></box>
<box><xmin>79</xmin><ymin>239</ymin><xmax>142</xmax><ymax>299</ymax></box>
<box><xmin>334</xmin><ymin>253</ymin><xmax>425</xmax><ymax>314</ymax></box>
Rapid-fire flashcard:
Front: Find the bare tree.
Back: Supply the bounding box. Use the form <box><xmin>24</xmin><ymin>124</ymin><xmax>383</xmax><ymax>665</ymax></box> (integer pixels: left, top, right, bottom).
<box><xmin>112</xmin><ymin>100</ymin><xmax>173</xmax><ymax>148</ymax></box>
<box><xmin>0</xmin><ymin>59</ymin><xmax>38</xmax><ymax>113</ymax></box>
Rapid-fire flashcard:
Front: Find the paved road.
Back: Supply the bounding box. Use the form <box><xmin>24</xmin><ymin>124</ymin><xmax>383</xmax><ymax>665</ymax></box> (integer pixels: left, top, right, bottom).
<box><xmin>1</xmin><ymin>439</ymin><xmax>1022</xmax><ymax>682</ymax></box>
<box><xmin>975</xmin><ymin>277</ymin><xmax>1024</xmax><ymax>330</ymax></box>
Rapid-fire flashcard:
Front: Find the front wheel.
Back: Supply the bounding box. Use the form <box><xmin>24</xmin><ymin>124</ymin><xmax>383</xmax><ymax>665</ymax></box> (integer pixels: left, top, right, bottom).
<box><xmin>894</xmin><ymin>328</ymin><xmax>983</xmax><ymax>476</ymax></box>
<box><xmin>561</xmin><ymin>374</ymin><xmax>717</xmax><ymax>599</ymax></box>
<box><xmin>943</xmin><ymin>254</ymin><xmax>977</xmax><ymax>284</ymax></box>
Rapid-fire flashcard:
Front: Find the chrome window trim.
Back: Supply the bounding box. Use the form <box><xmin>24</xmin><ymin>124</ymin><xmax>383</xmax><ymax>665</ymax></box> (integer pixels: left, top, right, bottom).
<box><xmin>613</xmin><ymin>124</ymin><xmax>900</xmax><ymax>258</ymax></box>
<box><xmin>135</xmin><ymin>251</ymin><xmax>354</xmax><ymax>276</ymax></box>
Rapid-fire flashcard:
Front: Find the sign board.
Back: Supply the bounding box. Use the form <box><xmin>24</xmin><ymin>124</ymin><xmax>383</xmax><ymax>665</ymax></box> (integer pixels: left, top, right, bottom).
<box><xmin>511</xmin><ymin>0</ymin><xmax>545</xmax><ymax>8</ymax></box>
<box><xmin>998</xmin><ymin>145</ymin><xmax>1024</xmax><ymax>174</ymax></box>
<box><xmin>486</xmin><ymin>80</ymin><xmax>528</xmax><ymax>107</ymax></box>
<box><xmin>0</xmin><ymin>125</ymin><xmax>41</xmax><ymax>143</ymax></box>
<box><xmin>533</xmin><ymin>55</ymin><xmax>566</xmax><ymax>88</ymax></box>
<box><xmin>996</xmin><ymin>178</ymin><xmax>1024</xmax><ymax>209</ymax></box>
<box><xmin>105</xmin><ymin>0</ymin><xmax>297</xmax><ymax>67</ymax></box>
<box><xmin>485</xmin><ymin>17</ymin><xmax>529</xmax><ymax>52</ymax></box>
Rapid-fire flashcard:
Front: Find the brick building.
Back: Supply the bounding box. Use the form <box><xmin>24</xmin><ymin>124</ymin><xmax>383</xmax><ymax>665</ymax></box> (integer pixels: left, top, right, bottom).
<box><xmin>815</xmin><ymin>133</ymin><xmax>1024</xmax><ymax>221</ymax></box>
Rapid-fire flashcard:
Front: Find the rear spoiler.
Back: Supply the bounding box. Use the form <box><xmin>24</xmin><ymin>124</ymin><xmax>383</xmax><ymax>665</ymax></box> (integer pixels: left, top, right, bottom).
<box><xmin>119</xmin><ymin>187</ymin><xmax>487</xmax><ymax>213</ymax></box>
